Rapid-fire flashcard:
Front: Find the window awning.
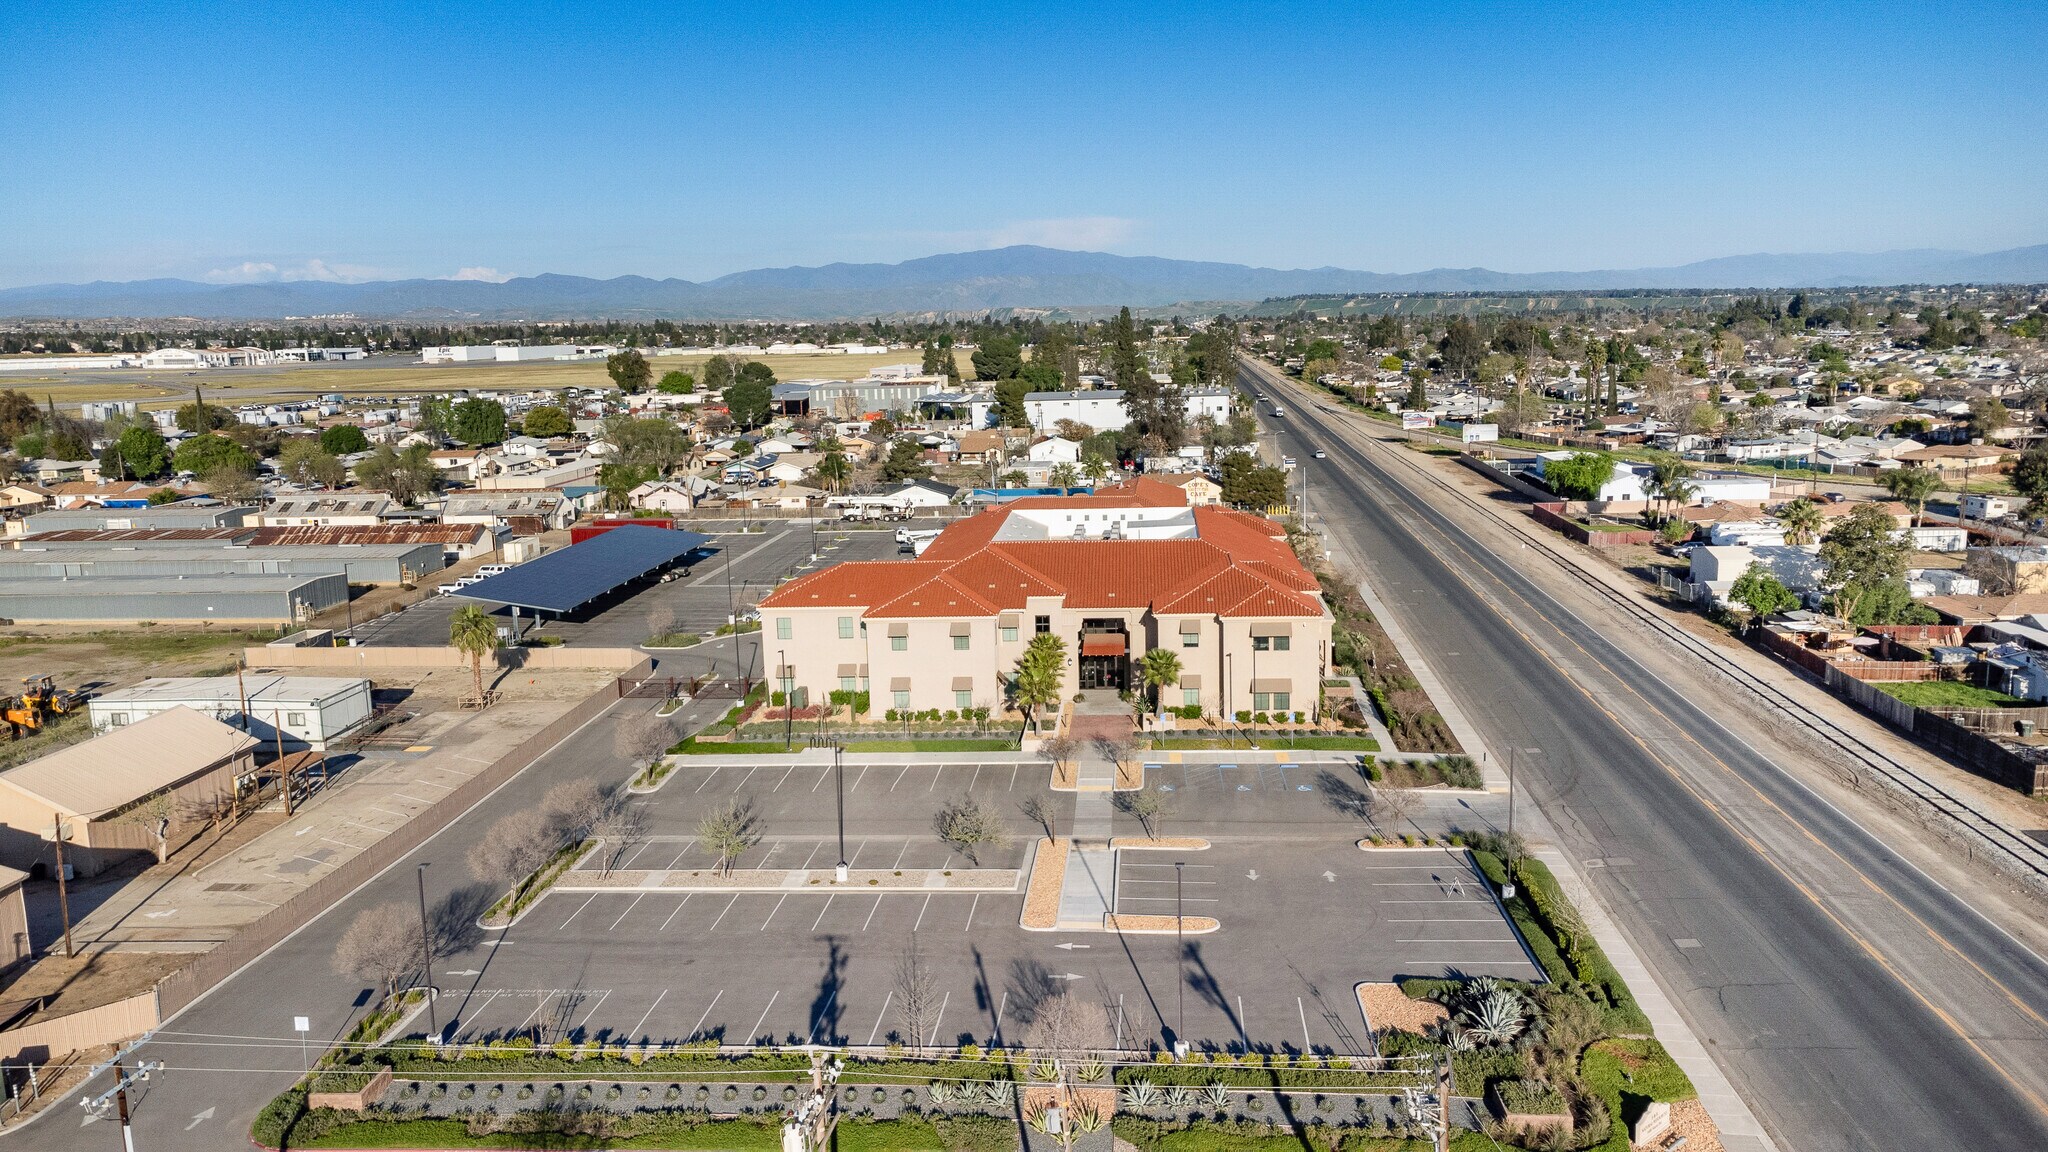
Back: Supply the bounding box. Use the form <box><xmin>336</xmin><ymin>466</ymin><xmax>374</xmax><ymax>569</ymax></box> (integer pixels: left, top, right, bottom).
<box><xmin>1179</xmin><ymin>674</ymin><xmax>1202</xmax><ymax>689</ymax></box>
<box><xmin>1249</xmin><ymin>622</ymin><xmax>1292</xmax><ymax>638</ymax></box>
<box><xmin>949</xmin><ymin>622</ymin><xmax>972</xmax><ymax>637</ymax></box>
<box><xmin>999</xmin><ymin>613</ymin><xmax>1021</xmax><ymax>628</ymax></box>
<box><xmin>887</xmin><ymin>623</ymin><xmax>908</xmax><ymax>637</ymax></box>
<box><xmin>775</xmin><ymin>665</ymin><xmax>794</xmax><ymax>680</ymax></box>
<box><xmin>1081</xmin><ymin>634</ymin><xmax>1127</xmax><ymax>657</ymax></box>
<box><xmin>951</xmin><ymin>676</ymin><xmax>974</xmax><ymax>692</ymax></box>
<box><xmin>836</xmin><ymin>663</ymin><xmax>857</xmax><ymax>677</ymax></box>
<box><xmin>1178</xmin><ymin>619</ymin><xmax>1203</xmax><ymax>634</ymax></box>
<box><xmin>890</xmin><ymin>677</ymin><xmax>911</xmax><ymax>691</ymax></box>
<box><xmin>1251</xmin><ymin>678</ymin><xmax>1291</xmax><ymax>693</ymax></box>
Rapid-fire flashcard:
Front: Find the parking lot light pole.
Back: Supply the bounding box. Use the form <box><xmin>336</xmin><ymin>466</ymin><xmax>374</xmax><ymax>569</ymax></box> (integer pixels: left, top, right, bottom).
<box><xmin>780</xmin><ymin>648</ymin><xmax>793</xmax><ymax>751</ymax></box>
<box><xmin>834</xmin><ymin>744</ymin><xmax>848</xmax><ymax>882</ymax></box>
<box><xmin>416</xmin><ymin>862</ymin><xmax>437</xmax><ymax>1041</ymax></box>
<box><xmin>1175</xmin><ymin>861</ymin><xmax>1187</xmax><ymax>1050</ymax></box>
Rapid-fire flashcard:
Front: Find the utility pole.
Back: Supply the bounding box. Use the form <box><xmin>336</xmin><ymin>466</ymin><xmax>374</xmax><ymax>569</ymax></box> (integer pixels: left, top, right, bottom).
<box><xmin>833</xmin><ymin>744</ymin><xmax>848</xmax><ymax>883</ymax></box>
<box><xmin>1507</xmin><ymin>747</ymin><xmax>1515</xmax><ymax>845</ymax></box>
<box><xmin>1174</xmin><ymin>861</ymin><xmax>1187</xmax><ymax>1052</ymax></box>
<box><xmin>274</xmin><ymin>710</ymin><xmax>294</xmax><ymax>818</ymax></box>
<box><xmin>415</xmin><ymin>863</ymin><xmax>437</xmax><ymax>1042</ymax></box>
<box><xmin>780</xmin><ymin>648</ymin><xmax>793</xmax><ymax>751</ymax></box>
<box><xmin>50</xmin><ymin>813</ymin><xmax>73</xmax><ymax>959</ymax></box>
<box><xmin>79</xmin><ymin>1036</ymin><xmax>160</xmax><ymax>1152</ymax></box>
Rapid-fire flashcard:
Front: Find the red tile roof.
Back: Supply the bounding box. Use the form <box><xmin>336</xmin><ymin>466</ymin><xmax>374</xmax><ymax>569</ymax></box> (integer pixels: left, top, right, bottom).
<box><xmin>763</xmin><ymin>489</ymin><xmax>1323</xmax><ymax>619</ymax></box>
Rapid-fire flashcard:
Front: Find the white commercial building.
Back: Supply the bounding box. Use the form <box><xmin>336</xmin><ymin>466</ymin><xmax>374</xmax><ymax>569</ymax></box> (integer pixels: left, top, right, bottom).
<box><xmin>88</xmin><ymin>674</ymin><xmax>374</xmax><ymax>751</ymax></box>
<box><xmin>421</xmin><ymin>345</ymin><xmax>502</xmax><ymax>364</ymax></box>
<box><xmin>1021</xmin><ymin>389</ymin><xmax>1231</xmax><ymax>434</ymax></box>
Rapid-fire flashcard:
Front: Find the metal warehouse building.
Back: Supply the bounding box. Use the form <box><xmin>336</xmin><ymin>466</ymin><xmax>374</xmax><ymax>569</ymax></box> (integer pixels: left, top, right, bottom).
<box><xmin>89</xmin><ymin>674</ymin><xmax>373</xmax><ymax>750</ymax></box>
<box><xmin>21</xmin><ymin>504</ymin><xmax>255</xmax><ymax>533</ymax></box>
<box><xmin>0</xmin><ymin>573</ymin><xmax>346</xmax><ymax>624</ymax></box>
<box><xmin>0</xmin><ymin>542</ymin><xmax>444</xmax><ymax>584</ymax></box>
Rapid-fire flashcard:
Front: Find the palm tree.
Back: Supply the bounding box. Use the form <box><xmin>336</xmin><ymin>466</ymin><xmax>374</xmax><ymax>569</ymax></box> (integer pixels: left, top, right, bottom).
<box><xmin>1647</xmin><ymin>457</ymin><xmax>1694</xmax><ymax>520</ymax></box>
<box><xmin>814</xmin><ymin>447</ymin><xmax>850</xmax><ymax>493</ymax></box>
<box><xmin>1010</xmin><ymin>633</ymin><xmax>1067</xmax><ymax>735</ymax></box>
<box><xmin>1878</xmin><ymin>465</ymin><xmax>1939</xmax><ymax>527</ymax></box>
<box><xmin>1049</xmin><ymin>462</ymin><xmax>1080</xmax><ymax>495</ymax></box>
<box><xmin>1081</xmin><ymin>453</ymin><xmax>1112</xmax><ymax>488</ymax></box>
<box><xmin>1777</xmin><ymin>496</ymin><xmax>1824</xmax><ymax>546</ymax></box>
<box><xmin>449</xmin><ymin>604</ymin><xmax>502</xmax><ymax>705</ymax></box>
<box><xmin>1137</xmin><ymin>648</ymin><xmax>1182</xmax><ymax>716</ymax></box>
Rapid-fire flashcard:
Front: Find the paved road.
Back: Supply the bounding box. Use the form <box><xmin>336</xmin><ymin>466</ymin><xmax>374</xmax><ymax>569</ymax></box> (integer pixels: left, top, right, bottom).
<box><xmin>1244</xmin><ymin>362</ymin><xmax>2048</xmax><ymax>1152</ymax></box>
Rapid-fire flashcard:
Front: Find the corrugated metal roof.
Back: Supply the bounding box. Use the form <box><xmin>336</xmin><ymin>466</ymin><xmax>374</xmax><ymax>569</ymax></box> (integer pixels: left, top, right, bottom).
<box><xmin>0</xmin><ymin>707</ymin><xmax>257</xmax><ymax>818</ymax></box>
<box><xmin>92</xmin><ymin>674</ymin><xmax>368</xmax><ymax>708</ymax></box>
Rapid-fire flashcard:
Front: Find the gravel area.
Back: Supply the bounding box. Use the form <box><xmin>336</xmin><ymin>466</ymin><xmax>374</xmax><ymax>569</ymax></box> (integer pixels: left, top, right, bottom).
<box><xmin>1104</xmin><ymin>914</ymin><xmax>1219</xmax><ymax>933</ymax></box>
<box><xmin>1115</xmin><ymin>761</ymin><xmax>1144</xmax><ymax>789</ymax></box>
<box><xmin>1020</xmin><ymin>837</ymin><xmax>1067</xmax><ymax>929</ymax></box>
<box><xmin>1666</xmin><ymin>1099</ymin><xmax>1725</xmax><ymax>1152</ymax></box>
<box><xmin>1355</xmin><ymin>982</ymin><xmax>1446</xmax><ymax>1037</ymax></box>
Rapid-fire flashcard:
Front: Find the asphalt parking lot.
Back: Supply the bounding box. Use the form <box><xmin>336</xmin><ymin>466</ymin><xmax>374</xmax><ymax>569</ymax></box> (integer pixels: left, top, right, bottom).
<box><xmin>430</xmin><ymin>760</ymin><xmax>1535</xmax><ymax>1055</ymax></box>
<box><xmin>351</xmin><ymin>524</ymin><xmax>899</xmax><ymax>650</ymax></box>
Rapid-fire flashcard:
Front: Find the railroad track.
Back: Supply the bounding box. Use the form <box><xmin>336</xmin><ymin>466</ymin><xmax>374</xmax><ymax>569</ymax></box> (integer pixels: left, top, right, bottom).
<box><xmin>1243</xmin><ymin>357</ymin><xmax>2048</xmax><ymax>887</ymax></box>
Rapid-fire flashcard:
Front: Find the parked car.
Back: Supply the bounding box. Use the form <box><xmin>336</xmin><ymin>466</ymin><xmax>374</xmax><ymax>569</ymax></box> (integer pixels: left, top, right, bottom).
<box><xmin>1313</xmin><ymin>450</ymin><xmax>1327</xmax><ymax>459</ymax></box>
<box><xmin>475</xmin><ymin>563</ymin><xmax>513</xmax><ymax>577</ymax></box>
<box><xmin>436</xmin><ymin>583</ymin><xmax>461</xmax><ymax>596</ymax></box>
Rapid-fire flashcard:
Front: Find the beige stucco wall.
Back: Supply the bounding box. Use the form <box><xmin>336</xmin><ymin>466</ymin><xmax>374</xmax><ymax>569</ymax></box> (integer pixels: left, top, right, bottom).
<box><xmin>770</xmin><ymin>599</ymin><xmax>1330</xmax><ymax>719</ymax></box>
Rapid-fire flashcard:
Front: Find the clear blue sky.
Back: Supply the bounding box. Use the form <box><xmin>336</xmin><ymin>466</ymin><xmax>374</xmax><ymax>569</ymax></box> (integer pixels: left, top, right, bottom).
<box><xmin>4</xmin><ymin>0</ymin><xmax>2044</xmax><ymax>287</ymax></box>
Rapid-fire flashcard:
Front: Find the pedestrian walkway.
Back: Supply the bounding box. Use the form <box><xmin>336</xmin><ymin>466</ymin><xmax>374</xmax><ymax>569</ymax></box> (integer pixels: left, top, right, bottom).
<box><xmin>1055</xmin><ymin>844</ymin><xmax>1115</xmax><ymax>928</ymax></box>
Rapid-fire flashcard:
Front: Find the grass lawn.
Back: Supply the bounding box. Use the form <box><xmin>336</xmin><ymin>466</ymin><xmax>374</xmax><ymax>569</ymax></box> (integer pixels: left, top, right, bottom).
<box><xmin>1579</xmin><ymin>1038</ymin><xmax>1696</xmax><ymax>1151</ymax></box>
<box><xmin>1875</xmin><ymin>681</ymin><xmax>2024</xmax><ymax>709</ymax></box>
<box><xmin>1147</xmin><ymin>734</ymin><xmax>1379</xmax><ymax>751</ymax></box>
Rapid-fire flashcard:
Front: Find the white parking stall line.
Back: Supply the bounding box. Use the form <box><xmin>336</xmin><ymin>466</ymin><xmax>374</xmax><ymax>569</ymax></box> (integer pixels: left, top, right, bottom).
<box><xmin>608</xmin><ymin>894</ymin><xmax>645</xmax><ymax>931</ymax></box>
<box><xmin>912</xmin><ymin>894</ymin><xmax>933</xmax><ymax>932</ymax></box>
<box><xmin>695</xmin><ymin>767</ymin><xmax>722</xmax><ymax>793</ymax></box>
<box><xmin>750</xmin><ymin>991</ymin><xmax>781</xmax><ymax>1043</ymax></box>
<box><xmin>891</xmin><ymin>766</ymin><xmax>911</xmax><ymax>791</ymax></box>
<box><xmin>847</xmin><ymin>838</ymin><xmax>870</xmax><ymax>865</ymax></box>
<box><xmin>964</xmin><ymin>894</ymin><xmax>979</xmax><ymax>931</ymax></box>
<box><xmin>732</xmin><ymin>765</ymin><xmax>761</xmax><ymax>792</ymax></box>
<box><xmin>665</xmin><ymin>839</ymin><xmax>699</xmax><ymax>869</ymax></box>
<box><xmin>455</xmin><ymin>989</ymin><xmax>501</xmax><ymax>1035</ymax></box>
<box><xmin>629</xmin><ymin>990</ymin><xmax>667</xmax><ymax>1042</ymax></box>
<box><xmin>1008</xmin><ymin>765</ymin><xmax>1019</xmax><ymax>790</ymax></box>
<box><xmin>661</xmin><ymin>894</ymin><xmax>695</xmax><ymax>930</ymax></box>
<box><xmin>557</xmin><ymin>895</ymin><xmax>597</xmax><ymax>931</ymax></box>
<box><xmin>513</xmin><ymin>993</ymin><xmax>552</xmax><ymax>1035</ymax></box>
<box><xmin>992</xmin><ymin>991</ymin><xmax>1009</xmax><ymax>1042</ymax></box>
<box><xmin>966</xmin><ymin>765</ymin><xmax>982</xmax><ymax>793</ymax></box>
<box><xmin>772</xmin><ymin>766</ymin><xmax>797</xmax><ymax>791</ymax></box>
<box><xmin>1115</xmin><ymin>995</ymin><xmax>1125</xmax><ymax>1049</ymax></box>
<box><xmin>928</xmin><ymin>991</ymin><xmax>949</xmax><ymax>1047</ymax></box>
<box><xmin>689</xmin><ymin>991</ymin><xmax>724</xmax><ymax>1040</ymax></box>
<box><xmin>850</xmin><ymin>766</ymin><xmax>872</xmax><ymax>791</ymax></box>
<box><xmin>813</xmin><ymin>767</ymin><xmax>833</xmax><ymax>792</ymax></box>
<box><xmin>812</xmin><ymin>895</ymin><xmax>837</xmax><ymax>931</ymax></box>
<box><xmin>708</xmin><ymin>894</ymin><xmax>741</xmax><ymax>931</ymax></box>
<box><xmin>866</xmin><ymin>992</ymin><xmax>895</xmax><ymax>1047</ymax></box>
<box><xmin>892</xmin><ymin>842</ymin><xmax>911</xmax><ymax>869</ymax></box>
<box><xmin>760</xmin><ymin>894</ymin><xmax>789</xmax><ymax>930</ymax></box>
<box><xmin>807</xmin><ymin>989</ymin><xmax>838</xmax><ymax>1044</ymax></box>
<box><xmin>863</xmin><ymin>894</ymin><xmax>886</xmax><ymax>931</ymax></box>
<box><xmin>798</xmin><ymin>842</ymin><xmax>823</xmax><ymax>870</ymax></box>
<box><xmin>1298</xmin><ymin>997</ymin><xmax>1312</xmax><ymax>1053</ymax></box>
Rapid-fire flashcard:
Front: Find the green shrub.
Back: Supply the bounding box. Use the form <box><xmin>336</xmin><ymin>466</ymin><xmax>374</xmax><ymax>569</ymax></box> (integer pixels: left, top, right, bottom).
<box><xmin>1437</xmin><ymin>755</ymin><xmax>1482</xmax><ymax>789</ymax></box>
<box><xmin>250</xmin><ymin>1085</ymin><xmax>307</xmax><ymax>1148</ymax></box>
<box><xmin>1492</xmin><ymin>1077</ymin><xmax>1565</xmax><ymax>1115</ymax></box>
<box><xmin>932</xmin><ymin>1112</ymin><xmax>1017</xmax><ymax>1152</ymax></box>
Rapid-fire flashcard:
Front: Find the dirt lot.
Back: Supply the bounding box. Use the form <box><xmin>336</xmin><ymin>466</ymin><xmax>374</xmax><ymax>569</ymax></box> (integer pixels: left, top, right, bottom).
<box><xmin>0</xmin><ymin>348</ymin><xmax>966</xmax><ymax>408</ymax></box>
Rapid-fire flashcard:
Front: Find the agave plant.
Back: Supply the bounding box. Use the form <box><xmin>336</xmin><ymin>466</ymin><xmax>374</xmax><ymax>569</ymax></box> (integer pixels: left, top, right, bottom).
<box><xmin>1070</xmin><ymin>1100</ymin><xmax>1108</xmax><ymax>1133</ymax></box>
<box><xmin>1164</xmin><ymin>1086</ymin><xmax>1195</xmax><ymax>1111</ymax></box>
<box><xmin>1026</xmin><ymin>1058</ymin><xmax>1058</xmax><ymax>1083</ymax></box>
<box><xmin>1431</xmin><ymin>1019</ymin><xmax>1476</xmax><ymax>1052</ymax></box>
<box><xmin>927</xmin><ymin>1081</ymin><xmax>951</xmax><ymax>1105</ymax></box>
<box><xmin>1201</xmin><ymin>1082</ymin><xmax>1232</xmax><ymax>1110</ymax></box>
<box><xmin>1025</xmin><ymin>1103</ymin><xmax>1055</xmax><ymax>1134</ymax></box>
<box><xmin>1121</xmin><ymin>1080</ymin><xmax>1161</xmax><ymax>1110</ymax></box>
<box><xmin>1075</xmin><ymin>1058</ymin><xmax>1107</xmax><ymax>1083</ymax></box>
<box><xmin>1467</xmin><ymin>975</ymin><xmax>1502</xmax><ymax>1000</ymax></box>
<box><xmin>981</xmin><ymin>1080</ymin><xmax>1015</xmax><ymax>1108</ymax></box>
<box><xmin>1463</xmin><ymin>990</ymin><xmax>1525</xmax><ymax>1045</ymax></box>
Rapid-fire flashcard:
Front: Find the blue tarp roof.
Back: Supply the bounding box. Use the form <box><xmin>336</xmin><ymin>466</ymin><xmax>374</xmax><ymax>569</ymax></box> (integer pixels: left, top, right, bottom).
<box><xmin>452</xmin><ymin>525</ymin><xmax>710</xmax><ymax>614</ymax></box>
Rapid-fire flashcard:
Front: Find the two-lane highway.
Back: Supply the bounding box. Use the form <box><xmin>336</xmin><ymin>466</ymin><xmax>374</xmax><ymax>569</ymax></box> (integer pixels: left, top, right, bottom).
<box><xmin>1240</xmin><ymin>360</ymin><xmax>2048</xmax><ymax>1152</ymax></box>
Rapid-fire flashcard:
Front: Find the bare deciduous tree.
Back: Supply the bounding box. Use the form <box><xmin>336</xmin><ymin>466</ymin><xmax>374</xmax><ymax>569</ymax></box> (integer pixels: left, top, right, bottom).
<box><xmin>544</xmin><ymin>778</ymin><xmax>610</xmax><ymax>840</ymax></box>
<box><xmin>894</xmin><ymin>934</ymin><xmax>938</xmax><ymax>1053</ymax></box>
<box><xmin>590</xmin><ymin>801</ymin><xmax>647</xmax><ymax>878</ymax></box>
<box><xmin>1038</xmin><ymin>735</ymin><xmax>1078</xmax><ymax>775</ymax></box>
<box><xmin>1019</xmin><ymin>795</ymin><xmax>1055</xmax><ymax>839</ymax></box>
<box><xmin>644</xmin><ymin>604</ymin><xmax>678</xmax><ymax>644</ymax></box>
<box><xmin>935</xmin><ymin>796</ymin><xmax>1006</xmax><ymax>865</ymax></box>
<box><xmin>1092</xmin><ymin>736</ymin><xmax>1137</xmax><ymax>769</ymax></box>
<box><xmin>697</xmin><ymin>797</ymin><xmax>760</xmax><ymax>877</ymax></box>
<box><xmin>1023</xmin><ymin>989</ymin><xmax>1113</xmax><ymax>1152</ymax></box>
<box><xmin>468</xmin><ymin>807</ymin><xmax>562</xmax><ymax>889</ymax></box>
<box><xmin>1372</xmin><ymin>782</ymin><xmax>1416</xmax><ymax>833</ymax></box>
<box><xmin>613</xmin><ymin>716</ymin><xmax>673</xmax><ymax>771</ymax></box>
<box><xmin>1113</xmin><ymin>790</ymin><xmax>1169</xmax><ymax>838</ymax></box>
<box><xmin>333</xmin><ymin>903</ymin><xmax>425</xmax><ymax>1000</ymax></box>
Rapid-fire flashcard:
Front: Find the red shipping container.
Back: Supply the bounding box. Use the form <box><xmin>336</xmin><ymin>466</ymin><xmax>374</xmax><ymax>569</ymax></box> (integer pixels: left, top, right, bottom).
<box><xmin>569</xmin><ymin>517</ymin><xmax>674</xmax><ymax>544</ymax></box>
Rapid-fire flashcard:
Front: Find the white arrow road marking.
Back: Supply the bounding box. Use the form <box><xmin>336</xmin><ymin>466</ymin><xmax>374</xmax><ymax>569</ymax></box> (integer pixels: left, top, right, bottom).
<box><xmin>1052</xmin><ymin>973</ymin><xmax>1085</xmax><ymax>981</ymax></box>
<box><xmin>144</xmin><ymin>910</ymin><xmax>178</xmax><ymax>919</ymax></box>
<box><xmin>445</xmin><ymin>969</ymin><xmax>483</xmax><ymax>977</ymax></box>
<box><xmin>1246</xmin><ymin>869</ymin><xmax>1259</xmax><ymax>880</ymax></box>
<box><xmin>1323</xmin><ymin>871</ymin><xmax>1338</xmax><ymax>882</ymax></box>
<box><xmin>187</xmin><ymin>1107</ymin><xmax>216</xmax><ymax>1130</ymax></box>
<box><xmin>1054</xmin><ymin>942</ymin><xmax>1090</xmax><ymax>950</ymax></box>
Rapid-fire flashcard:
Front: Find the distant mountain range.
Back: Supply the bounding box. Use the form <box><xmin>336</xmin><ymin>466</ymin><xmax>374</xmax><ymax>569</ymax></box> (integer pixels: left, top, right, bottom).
<box><xmin>3</xmin><ymin>244</ymin><xmax>2044</xmax><ymax>321</ymax></box>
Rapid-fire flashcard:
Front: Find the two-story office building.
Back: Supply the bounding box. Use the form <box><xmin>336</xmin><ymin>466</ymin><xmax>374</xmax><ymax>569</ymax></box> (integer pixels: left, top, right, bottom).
<box><xmin>758</xmin><ymin>479</ymin><xmax>1330</xmax><ymax>718</ymax></box>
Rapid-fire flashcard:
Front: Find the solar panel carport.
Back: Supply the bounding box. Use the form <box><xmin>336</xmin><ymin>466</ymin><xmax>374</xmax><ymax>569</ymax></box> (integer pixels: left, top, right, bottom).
<box><xmin>451</xmin><ymin>525</ymin><xmax>710</xmax><ymax>617</ymax></box>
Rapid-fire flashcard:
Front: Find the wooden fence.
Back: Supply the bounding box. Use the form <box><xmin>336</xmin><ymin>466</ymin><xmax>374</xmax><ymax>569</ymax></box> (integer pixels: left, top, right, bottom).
<box><xmin>248</xmin><ymin>646</ymin><xmax>645</xmax><ymax>671</ymax></box>
<box><xmin>152</xmin><ymin>659</ymin><xmax>651</xmax><ymax>1019</ymax></box>
<box><xmin>1821</xmin><ymin>664</ymin><xmax>2048</xmax><ymax>796</ymax></box>
<box><xmin>0</xmin><ymin>990</ymin><xmax>157</xmax><ymax>1065</ymax></box>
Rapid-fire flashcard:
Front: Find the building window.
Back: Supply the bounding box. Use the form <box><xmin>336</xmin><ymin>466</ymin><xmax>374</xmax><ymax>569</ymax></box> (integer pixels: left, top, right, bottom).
<box><xmin>840</xmin><ymin>677</ymin><xmax>857</xmax><ymax>693</ymax></box>
<box><xmin>1000</xmin><ymin>626</ymin><xmax>1019</xmax><ymax>643</ymax></box>
<box><xmin>891</xmin><ymin>634</ymin><xmax>907</xmax><ymax>652</ymax></box>
<box><xmin>1254</xmin><ymin>691</ymin><xmax>1292</xmax><ymax>711</ymax></box>
<box><xmin>1035</xmin><ymin>615</ymin><xmax>1051</xmax><ymax>634</ymax></box>
<box><xmin>953</xmin><ymin>634</ymin><xmax>969</xmax><ymax>651</ymax></box>
<box><xmin>893</xmin><ymin>689</ymin><xmax>910</xmax><ymax>711</ymax></box>
<box><xmin>1181</xmin><ymin>630</ymin><xmax>1199</xmax><ymax>648</ymax></box>
<box><xmin>1252</xmin><ymin>634</ymin><xmax>1291</xmax><ymax>652</ymax></box>
<box><xmin>955</xmin><ymin>690</ymin><xmax>973</xmax><ymax>710</ymax></box>
<box><xmin>286</xmin><ymin>712</ymin><xmax>307</xmax><ymax>728</ymax></box>
<box><xmin>837</xmin><ymin>616</ymin><xmax>855</xmax><ymax>639</ymax></box>
<box><xmin>1182</xmin><ymin>688</ymin><xmax>1200</xmax><ymax>707</ymax></box>
<box><xmin>775</xmin><ymin>617</ymin><xmax>792</xmax><ymax>640</ymax></box>
<box><xmin>107</xmin><ymin>712</ymin><xmax>128</xmax><ymax>727</ymax></box>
